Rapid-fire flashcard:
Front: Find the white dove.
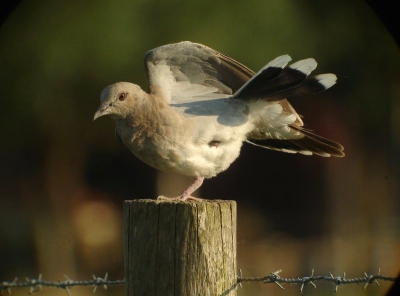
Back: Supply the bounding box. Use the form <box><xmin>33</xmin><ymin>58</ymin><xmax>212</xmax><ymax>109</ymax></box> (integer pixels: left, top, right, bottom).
<box><xmin>94</xmin><ymin>41</ymin><xmax>344</xmax><ymax>201</ymax></box>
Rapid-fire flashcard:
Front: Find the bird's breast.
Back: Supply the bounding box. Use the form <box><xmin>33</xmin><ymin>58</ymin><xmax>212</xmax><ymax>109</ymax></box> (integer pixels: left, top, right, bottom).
<box><xmin>118</xmin><ymin>117</ymin><xmax>250</xmax><ymax>178</ymax></box>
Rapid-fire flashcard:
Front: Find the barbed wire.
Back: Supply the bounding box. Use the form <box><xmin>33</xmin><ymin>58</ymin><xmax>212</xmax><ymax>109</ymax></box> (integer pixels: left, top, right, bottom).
<box><xmin>0</xmin><ymin>273</ymin><xmax>124</xmax><ymax>295</ymax></box>
<box><xmin>237</xmin><ymin>268</ymin><xmax>397</xmax><ymax>293</ymax></box>
<box><xmin>0</xmin><ymin>269</ymin><xmax>397</xmax><ymax>295</ymax></box>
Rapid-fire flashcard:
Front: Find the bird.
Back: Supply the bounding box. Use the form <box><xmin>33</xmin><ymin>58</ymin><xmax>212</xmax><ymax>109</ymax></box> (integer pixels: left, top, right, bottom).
<box><xmin>93</xmin><ymin>41</ymin><xmax>344</xmax><ymax>201</ymax></box>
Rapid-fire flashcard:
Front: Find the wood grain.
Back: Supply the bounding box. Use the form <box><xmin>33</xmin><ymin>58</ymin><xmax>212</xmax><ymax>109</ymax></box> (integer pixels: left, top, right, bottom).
<box><xmin>124</xmin><ymin>199</ymin><xmax>237</xmax><ymax>296</ymax></box>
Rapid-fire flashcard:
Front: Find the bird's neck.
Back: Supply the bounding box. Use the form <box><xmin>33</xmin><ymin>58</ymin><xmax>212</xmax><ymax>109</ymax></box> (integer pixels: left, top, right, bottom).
<box><xmin>115</xmin><ymin>93</ymin><xmax>181</xmax><ymax>145</ymax></box>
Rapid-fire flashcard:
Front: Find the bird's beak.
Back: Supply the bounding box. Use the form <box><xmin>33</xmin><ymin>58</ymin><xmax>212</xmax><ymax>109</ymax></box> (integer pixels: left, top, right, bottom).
<box><xmin>93</xmin><ymin>105</ymin><xmax>110</xmax><ymax>121</ymax></box>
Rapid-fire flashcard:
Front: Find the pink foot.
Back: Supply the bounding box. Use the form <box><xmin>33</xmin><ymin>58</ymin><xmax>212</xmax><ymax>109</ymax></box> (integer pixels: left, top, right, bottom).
<box><xmin>157</xmin><ymin>176</ymin><xmax>205</xmax><ymax>201</ymax></box>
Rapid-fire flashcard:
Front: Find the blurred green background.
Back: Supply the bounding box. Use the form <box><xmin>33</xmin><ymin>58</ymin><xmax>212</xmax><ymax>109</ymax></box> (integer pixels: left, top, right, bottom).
<box><xmin>0</xmin><ymin>1</ymin><xmax>399</xmax><ymax>295</ymax></box>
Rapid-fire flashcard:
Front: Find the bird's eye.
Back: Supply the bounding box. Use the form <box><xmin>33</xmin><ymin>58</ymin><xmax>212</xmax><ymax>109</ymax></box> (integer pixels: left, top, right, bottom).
<box><xmin>118</xmin><ymin>93</ymin><xmax>127</xmax><ymax>101</ymax></box>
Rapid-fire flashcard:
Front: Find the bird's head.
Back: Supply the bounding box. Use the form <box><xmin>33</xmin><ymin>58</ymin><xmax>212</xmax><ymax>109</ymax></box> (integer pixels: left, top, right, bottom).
<box><xmin>93</xmin><ymin>82</ymin><xmax>147</xmax><ymax>121</ymax></box>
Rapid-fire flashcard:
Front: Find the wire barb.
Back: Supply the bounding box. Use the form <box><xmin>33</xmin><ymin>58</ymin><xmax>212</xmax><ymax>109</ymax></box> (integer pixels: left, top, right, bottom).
<box><xmin>299</xmin><ymin>269</ymin><xmax>316</xmax><ymax>293</ymax></box>
<box><xmin>92</xmin><ymin>273</ymin><xmax>109</xmax><ymax>293</ymax></box>
<box><xmin>237</xmin><ymin>269</ymin><xmax>243</xmax><ymax>288</ymax></box>
<box><xmin>264</xmin><ymin>270</ymin><xmax>285</xmax><ymax>290</ymax></box>
<box><xmin>363</xmin><ymin>268</ymin><xmax>381</xmax><ymax>290</ymax></box>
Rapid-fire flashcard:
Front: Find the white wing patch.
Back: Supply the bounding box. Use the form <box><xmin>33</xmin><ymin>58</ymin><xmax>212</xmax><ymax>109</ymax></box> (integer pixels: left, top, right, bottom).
<box><xmin>147</xmin><ymin>62</ymin><xmax>176</xmax><ymax>103</ymax></box>
<box><xmin>171</xmin><ymin>82</ymin><xmax>221</xmax><ymax>103</ymax></box>
<box><xmin>147</xmin><ymin>62</ymin><xmax>225</xmax><ymax>104</ymax></box>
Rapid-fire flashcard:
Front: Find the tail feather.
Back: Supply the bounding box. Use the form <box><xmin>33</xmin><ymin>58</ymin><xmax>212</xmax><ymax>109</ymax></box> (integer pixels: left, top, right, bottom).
<box><xmin>241</xmin><ymin>55</ymin><xmax>344</xmax><ymax>157</ymax></box>
<box><xmin>291</xmin><ymin>125</ymin><xmax>344</xmax><ymax>151</ymax></box>
<box><xmin>247</xmin><ymin>126</ymin><xmax>345</xmax><ymax>157</ymax></box>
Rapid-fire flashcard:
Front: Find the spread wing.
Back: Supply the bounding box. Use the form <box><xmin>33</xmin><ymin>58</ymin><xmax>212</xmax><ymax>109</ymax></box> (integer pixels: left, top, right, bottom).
<box><xmin>143</xmin><ymin>41</ymin><xmax>255</xmax><ymax>104</ymax></box>
<box><xmin>142</xmin><ymin>42</ymin><xmax>343</xmax><ymax>157</ymax></box>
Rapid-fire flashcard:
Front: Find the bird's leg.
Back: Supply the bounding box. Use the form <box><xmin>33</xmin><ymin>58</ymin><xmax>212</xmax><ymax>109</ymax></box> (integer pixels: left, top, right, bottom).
<box><xmin>178</xmin><ymin>176</ymin><xmax>204</xmax><ymax>201</ymax></box>
<box><xmin>158</xmin><ymin>176</ymin><xmax>205</xmax><ymax>201</ymax></box>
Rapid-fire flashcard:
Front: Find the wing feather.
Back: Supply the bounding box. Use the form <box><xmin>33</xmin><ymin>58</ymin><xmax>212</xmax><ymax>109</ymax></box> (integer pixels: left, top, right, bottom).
<box><xmin>144</xmin><ymin>41</ymin><xmax>254</xmax><ymax>104</ymax></box>
<box><xmin>143</xmin><ymin>41</ymin><xmax>344</xmax><ymax>157</ymax></box>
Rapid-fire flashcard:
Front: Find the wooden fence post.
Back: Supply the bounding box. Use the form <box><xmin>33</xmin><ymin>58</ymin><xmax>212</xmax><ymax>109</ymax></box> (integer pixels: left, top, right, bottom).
<box><xmin>124</xmin><ymin>199</ymin><xmax>237</xmax><ymax>296</ymax></box>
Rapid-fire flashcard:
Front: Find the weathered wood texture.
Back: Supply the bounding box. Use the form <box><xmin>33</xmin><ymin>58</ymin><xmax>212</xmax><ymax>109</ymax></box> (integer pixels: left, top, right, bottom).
<box><xmin>124</xmin><ymin>199</ymin><xmax>237</xmax><ymax>296</ymax></box>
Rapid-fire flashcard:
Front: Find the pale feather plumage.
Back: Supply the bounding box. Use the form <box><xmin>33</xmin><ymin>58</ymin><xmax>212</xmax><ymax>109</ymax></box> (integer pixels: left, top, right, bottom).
<box><xmin>94</xmin><ymin>41</ymin><xmax>344</xmax><ymax>200</ymax></box>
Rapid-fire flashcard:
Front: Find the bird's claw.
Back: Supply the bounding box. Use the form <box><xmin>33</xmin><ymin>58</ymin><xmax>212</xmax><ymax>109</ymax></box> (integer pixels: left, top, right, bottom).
<box><xmin>157</xmin><ymin>195</ymin><xmax>204</xmax><ymax>202</ymax></box>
